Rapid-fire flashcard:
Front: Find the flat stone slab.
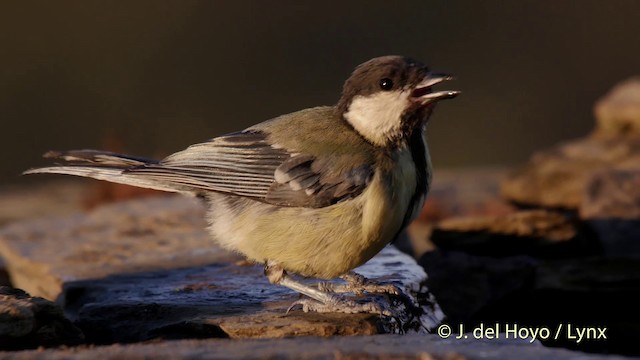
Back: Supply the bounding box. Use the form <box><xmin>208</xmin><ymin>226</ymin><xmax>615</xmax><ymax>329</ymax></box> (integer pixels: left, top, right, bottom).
<box><xmin>0</xmin><ymin>195</ymin><xmax>227</xmax><ymax>300</ymax></box>
<box><xmin>1</xmin><ymin>334</ymin><xmax>630</xmax><ymax>360</ymax></box>
<box><xmin>0</xmin><ymin>195</ymin><xmax>443</xmax><ymax>343</ymax></box>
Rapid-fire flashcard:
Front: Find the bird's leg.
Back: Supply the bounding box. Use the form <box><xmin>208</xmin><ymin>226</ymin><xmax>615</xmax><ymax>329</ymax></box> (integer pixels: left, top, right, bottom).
<box><xmin>264</xmin><ymin>262</ymin><xmax>392</xmax><ymax>316</ymax></box>
<box><xmin>317</xmin><ymin>271</ymin><xmax>401</xmax><ymax>296</ymax></box>
<box><xmin>265</xmin><ymin>262</ymin><xmax>335</xmax><ymax>304</ymax></box>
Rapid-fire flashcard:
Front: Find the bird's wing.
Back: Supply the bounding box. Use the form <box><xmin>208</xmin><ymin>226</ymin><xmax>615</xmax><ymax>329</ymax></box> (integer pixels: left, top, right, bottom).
<box><xmin>126</xmin><ymin>130</ymin><xmax>374</xmax><ymax>208</ymax></box>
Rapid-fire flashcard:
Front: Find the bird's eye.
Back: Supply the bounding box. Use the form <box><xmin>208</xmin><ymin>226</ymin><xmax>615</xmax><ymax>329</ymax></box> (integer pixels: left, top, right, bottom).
<box><xmin>379</xmin><ymin>78</ymin><xmax>394</xmax><ymax>91</ymax></box>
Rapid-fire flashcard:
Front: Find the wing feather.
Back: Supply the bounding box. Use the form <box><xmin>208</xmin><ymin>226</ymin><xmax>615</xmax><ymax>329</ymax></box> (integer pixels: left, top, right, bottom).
<box><xmin>123</xmin><ymin>130</ymin><xmax>373</xmax><ymax>207</ymax></box>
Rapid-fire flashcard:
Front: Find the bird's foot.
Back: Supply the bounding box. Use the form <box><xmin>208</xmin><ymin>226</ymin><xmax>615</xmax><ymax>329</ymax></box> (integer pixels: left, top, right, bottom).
<box><xmin>287</xmin><ymin>295</ymin><xmax>393</xmax><ymax>317</ymax></box>
<box><xmin>318</xmin><ymin>272</ymin><xmax>400</xmax><ymax>296</ymax></box>
<box><xmin>316</xmin><ymin>272</ymin><xmax>420</xmax><ymax>314</ymax></box>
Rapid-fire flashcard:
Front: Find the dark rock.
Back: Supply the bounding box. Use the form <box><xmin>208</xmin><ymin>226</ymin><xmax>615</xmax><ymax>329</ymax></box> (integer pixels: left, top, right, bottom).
<box><xmin>483</xmin><ymin>257</ymin><xmax>640</xmax><ymax>355</ymax></box>
<box><xmin>418</xmin><ymin>251</ymin><xmax>538</xmax><ymax>325</ymax></box>
<box><xmin>419</xmin><ymin>250</ymin><xmax>640</xmax><ymax>356</ymax></box>
<box><xmin>430</xmin><ymin>210</ymin><xmax>599</xmax><ymax>258</ymax></box>
<box><xmin>0</xmin><ymin>288</ymin><xmax>32</xmax><ymax>339</ymax></box>
<box><xmin>0</xmin><ymin>286</ymin><xmax>84</xmax><ymax>350</ymax></box>
<box><xmin>584</xmin><ymin>219</ymin><xmax>640</xmax><ymax>257</ymax></box>
<box><xmin>0</xmin><ymin>333</ymin><xmax>629</xmax><ymax>360</ymax></box>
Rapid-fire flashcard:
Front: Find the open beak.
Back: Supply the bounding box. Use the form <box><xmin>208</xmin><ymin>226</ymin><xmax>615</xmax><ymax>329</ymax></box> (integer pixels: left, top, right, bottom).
<box><xmin>411</xmin><ymin>73</ymin><xmax>461</xmax><ymax>104</ymax></box>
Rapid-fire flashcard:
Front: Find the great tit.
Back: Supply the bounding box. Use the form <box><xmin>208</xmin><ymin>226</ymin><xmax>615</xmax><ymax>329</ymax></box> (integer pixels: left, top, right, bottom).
<box><xmin>25</xmin><ymin>56</ymin><xmax>459</xmax><ymax>315</ymax></box>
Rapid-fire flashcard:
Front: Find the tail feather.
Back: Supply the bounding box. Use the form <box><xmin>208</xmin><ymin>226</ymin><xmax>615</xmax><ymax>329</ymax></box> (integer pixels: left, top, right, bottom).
<box><xmin>24</xmin><ymin>150</ymin><xmax>194</xmax><ymax>195</ymax></box>
<box><xmin>42</xmin><ymin>149</ymin><xmax>157</xmax><ymax>167</ymax></box>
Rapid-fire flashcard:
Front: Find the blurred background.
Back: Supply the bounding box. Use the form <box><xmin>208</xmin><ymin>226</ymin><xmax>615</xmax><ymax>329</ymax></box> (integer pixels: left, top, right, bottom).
<box><xmin>2</xmin><ymin>0</ymin><xmax>640</xmax><ymax>185</ymax></box>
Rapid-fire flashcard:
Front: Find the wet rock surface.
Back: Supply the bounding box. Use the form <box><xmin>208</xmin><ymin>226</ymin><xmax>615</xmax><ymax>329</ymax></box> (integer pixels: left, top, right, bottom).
<box><xmin>61</xmin><ymin>245</ymin><xmax>443</xmax><ymax>344</ymax></box>
<box><xmin>0</xmin><ymin>287</ymin><xmax>84</xmax><ymax>350</ymax></box>
<box><xmin>64</xmin><ymin>261</ymin><xmax>382</xmax><ymax>343</ymax></box>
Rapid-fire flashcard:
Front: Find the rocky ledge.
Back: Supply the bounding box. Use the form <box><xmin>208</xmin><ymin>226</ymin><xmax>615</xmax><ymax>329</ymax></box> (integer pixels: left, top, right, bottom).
<box><xmin>0</xmin><ymin>195</ymin><xmax>443</xmax><ymax>348</ymax></box>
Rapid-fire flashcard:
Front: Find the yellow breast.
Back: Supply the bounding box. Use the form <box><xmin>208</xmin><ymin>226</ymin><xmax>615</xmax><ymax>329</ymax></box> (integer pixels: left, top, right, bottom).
<box><xmin>358</xmin><ymin>148</ymin><xmax>417</xmax><ymax>261</ymax></box>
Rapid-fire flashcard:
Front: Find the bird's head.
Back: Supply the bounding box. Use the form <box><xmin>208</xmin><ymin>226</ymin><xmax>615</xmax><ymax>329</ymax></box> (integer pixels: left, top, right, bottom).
<box><xmin>338</xmin><ymin>56</ymin><xmax>459</xmax><ymax>147</ymax></box>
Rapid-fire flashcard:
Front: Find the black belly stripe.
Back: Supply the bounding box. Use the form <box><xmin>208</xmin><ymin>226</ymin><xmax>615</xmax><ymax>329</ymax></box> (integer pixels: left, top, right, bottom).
<box><xmin>391</xmin><ymin>129</ymin><xmax>429</xmax><ymax>243</ymax></box>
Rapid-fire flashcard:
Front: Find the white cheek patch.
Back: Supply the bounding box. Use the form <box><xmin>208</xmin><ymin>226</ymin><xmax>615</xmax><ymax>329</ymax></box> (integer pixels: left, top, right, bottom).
<box><xmin>344</xmin><ymin>91</ymin><xmax>409</xmax><ymax>146</ymax></box>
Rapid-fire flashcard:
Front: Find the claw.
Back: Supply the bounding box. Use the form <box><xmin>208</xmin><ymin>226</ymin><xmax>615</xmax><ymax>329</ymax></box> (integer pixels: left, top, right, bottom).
<box><xmin>286</xmin><ymin>299</ymin><xmax>312</xmax><ymax>314</ymax></box>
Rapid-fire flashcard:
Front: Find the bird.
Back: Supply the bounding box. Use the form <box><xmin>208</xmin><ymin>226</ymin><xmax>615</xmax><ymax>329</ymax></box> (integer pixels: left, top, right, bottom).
<box><xmin>25</xmin><ymin>55</ymin><xmax>459</xmax><ymax>315</ymax></box>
